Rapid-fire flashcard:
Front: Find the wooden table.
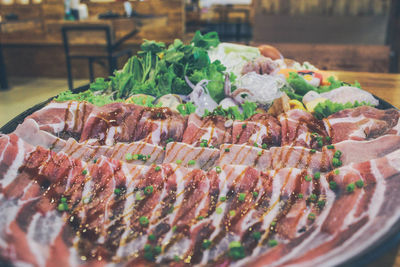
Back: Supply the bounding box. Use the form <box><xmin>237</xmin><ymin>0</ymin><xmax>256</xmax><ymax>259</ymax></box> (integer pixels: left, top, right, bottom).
<box><xmin>331</xmin><ymin>71</ymin><xmax>400</xmax><ymax>108</ymax></box>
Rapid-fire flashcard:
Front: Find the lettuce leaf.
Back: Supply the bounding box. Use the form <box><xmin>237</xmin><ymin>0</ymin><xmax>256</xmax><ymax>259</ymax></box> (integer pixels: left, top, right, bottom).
<box><xmin>313</xmin><ymin>100</ymin><xmax>372</xmax><ymax>119</ymax></box>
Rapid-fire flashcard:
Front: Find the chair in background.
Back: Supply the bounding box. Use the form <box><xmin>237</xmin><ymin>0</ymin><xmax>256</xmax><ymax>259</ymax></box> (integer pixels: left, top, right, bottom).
<box><xmin>62</xmin><ymin>25</ymin><xmax>138</xmax><ymax>90</ymax></box>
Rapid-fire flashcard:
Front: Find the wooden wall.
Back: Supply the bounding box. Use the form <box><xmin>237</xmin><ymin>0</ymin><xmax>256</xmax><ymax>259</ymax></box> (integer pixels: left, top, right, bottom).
<box><xmin>254</xmin><ymin>0</ymin><xmax>391</xmax><ymax>15</ymax></box>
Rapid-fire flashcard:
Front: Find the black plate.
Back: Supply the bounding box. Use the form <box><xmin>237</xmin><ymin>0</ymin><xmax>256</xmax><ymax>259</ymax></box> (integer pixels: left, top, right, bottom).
<box><xmin>0</xmin><ymin>88</ymin><xmax>399</xmax><ymax>267</ymax></box>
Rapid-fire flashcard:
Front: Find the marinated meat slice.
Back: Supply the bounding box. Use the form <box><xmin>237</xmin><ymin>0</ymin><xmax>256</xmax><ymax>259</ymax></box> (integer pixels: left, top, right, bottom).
<box><xmin>80</xmin><ymin>102</ymin><xmax>145</xmax><ymax>145</ymax></box>
<box><xmin>134</xmin><ymin>107</ymin><xmax>186</xmax><ymax>146</ymax></box>
<box><xmin>270</xmin><ymin>146</ymin><xmax>332</xmax><ymax>172</ymax></box>
<box><xmin>26</xmin><ymin>100</ymin><xmax>94</xmax><ymax>137</ymax></box>
<box><xmin>1</xmin><ymin>146</ymin><xmax>87</xmax><ymax>266</ymax></box>
<box><xmin>164</xmin><ymin>142</ymin><xmax>220</xmax><ymax>170</ymax></box>
<box><xmin>62</xmin><ymin>138</ymin><xmax>164</xmax><ymax>165</ymax></box>
<box><xmin>182</xmin><ymin>114</ymin><xmax>232</xmax><ymax>147</ymax></box>
<box><xmin>0</xmin><ymin>134</ymin><xmax>34</xmax><ymax>185</ymax></box>
<box><xmin>333</xmin><ymin>134</ymin><xmax>400</xmax><ymax>165</ymax></box>
<box><xmin>279</xmin><ymin>109</ymin><xmax>328</xmax><ymax>148</ymax></box>
<box><xmin>218</xmin><ymin>144</ymin><xmax>271</xmax><ymax>171</ymax></box>
<box><xmin>13</xmin><ymin>118</ymin><xmax>66</xmax><ymax>152</ymax></box>
<box><xmin>232</xmin><ymin>113</ymin><xmax>281</xmax><ymax>147</ymax></box>
<box><xmin>251</xmin><ymin>149</ymin><xmax>400</xmax><ymax>267</ymax></box>
<box><xmin>325</xmin><ymin>106</ymin><xmax>399</xmax><ymax>143</ymax></box>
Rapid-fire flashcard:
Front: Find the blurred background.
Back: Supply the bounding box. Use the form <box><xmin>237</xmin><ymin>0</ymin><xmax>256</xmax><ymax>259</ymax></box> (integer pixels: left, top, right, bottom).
<box><xmin>0</xmin><ymin>0</ymin><xmax>399</xmax><ymax>123</ymax></box>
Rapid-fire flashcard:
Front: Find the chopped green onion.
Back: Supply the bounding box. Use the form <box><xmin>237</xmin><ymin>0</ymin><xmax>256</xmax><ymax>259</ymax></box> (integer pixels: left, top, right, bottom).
<box><xmin>228</xmin><ymin>241</ymin><xmax>245</xmax><ymax>260</ymax></box>
<box><xmin>270</xmin><ymin>221</ymin><xmax>276</xmax><ymax>226</ymax></box>
<box><xmin>332</xmin><ymin>158</ymin><xmax>342</xmax><ymax>167</ymax></box>
<box><xmin>225</xmin><ymin>148</ymin><xmax>230</xmax><ymax>152</ymax></box>
<box><xmin>310</xmin><ymin>149</ymin><xmax>316</xmax><ymax>153</ymax></box>
<box><xmin>329</xmin><ymin>181</ymin><xmax>337</xmax><ymax>190</ymax></box>
<box><xmin>242</xmin><ymin>124</ymin><xmax>247</xmax><ymax>129</ymax></box>
<box><xmin>268</xmin><ymin>239</ymin><xmax>278</xmax><ymax>247</ymax></box>
<box><xmin>200</xmin><ymin>142</ymin><xmax>207</xmax><ymax>148</ymax></box>
<box><xmin>257</xmin><ymin>150</ymin><xmax>262</xmax><ymax>156</ymax></box>
<box><xmin>355</xmin><ymin>179</ymin><xmax>364</xmax><ymax>188</ymax></box>
<box><xmin>148</xmin><ymin>234</ymin><xmax>156</xmax><ymax>241</ymax></box>
<box><xmin>216</xmin><ymin>166</ymin><xmax>222</xmax><ymax>173</ymax></box>
<box><xmin>155</xmin><ymin>166</ymin><xmax>161</xmax><ymax>172</ymax></box>
<box><xmin>58</xmin><ymin>203</ymin><xmax>68</xmax><ymax>212</ymax></box>
<box><xmin>144</xmin><ymin>185</ymin><xmax>154</xmax><ymax>195</ymax></box>
<box><xmin>252</xmin><ymin>191</ymin><xmax>259</xmax><ymax>198</ymax></box>
<box><xmin>220</xmin><ymin>196</ymin><xmax>226</xmax><ymax>202</ymax></box>
<box><xmin>173</xmin><ymin>255</ymin><xmax>180</xmax><ymax>262</ymax></box>
<box><xmin>238</xmin><ymin>193</ymin><xmax>246</xmax><ymax>202</ymax></box>
<box><xmin>253</xmin><ymin>142</ymin><xmax>258</xmax><ymax>147</ymax></box>
<box><xmin>325</xmin><ymin>136</ymin><xmax>331</xmax><ymax>142</ymax></box>
<box><xmin>229</xmin><ymin>210</ymin><xmax>236</xmax><ymax>217</ymax></box>
<box><xmin>197</xmin><ymin>216</ymin><xmax>204</xmax><ymax>220</ymax></box>
<box><xmin>317</xmin><ymin>140</ymin><xmax>323</xmax><ymax>147</ymax></box>
<box><xmin>346</xmin><ymin>183</ymin><xmax>355</xmax><ymax>193</ymax></box>
<box><xmin>334</xmin><ymin>150</ymin><xmax>342</xmax><ymax>158</ymax></box>
<box><xmin>314</xmin><ymin>172</ymin><xmax>321</xmax><ymax>180</ymax></box>
<box><xmin>176</xmin><ymin>159</ymin><xmax>182</xmax><ymax>164</ymax></box>
<box><xmin>298</xmin><ymin>193</ymin><xmax>303</xmax><ymax>199</ymax></box>
<box><xmin>308</xmin><ymin>213</ymin><xmax>316</xmax><ymax>221</ymax></box>
<box><xmin>82</xmin><ymin>169</ymin><xmax>88</xmax><ymax>175</ymax></box>
<box><xmin>304</xmin><ymin>175</ymin><xmax>312</xmax><ymax>182</ymax></box>
<box><xmin>334</xmin><ymin>169</ymin><xmax>340</xmax><ymax>175</ymax></box>
<box><xmin>308</xmin><ymin>193</ymin><xmax>317</xmax><ymax>202</ymax></box>
<box><xmin>61</xmin><ymin>197</ymin><xmax>67</xmax><ymax>203</ymax></box>
<box><xmin>114</xmin><ymin>188</ymin><xmax>121</xmax><ymax>195</ymax></box>
<box><xmin>172</xmin><ymin>225</ymin><xmax>177</xmax><ymax>232</ymax></box>
<box><xmin>93</xmin><ymin>158</ymin><xmax>97</xmax><ymax>163</ymax></box>
<box><xmin>216</xmin><ymin>207</ymin><xmax>223</xmax><ymax>214</ymax></box>
<box><xmin>327</xmin><ymin>145</ymin><xmax>335</xmax><ymax>149</ymax></box>
<box><xmin>139</xmin><ymin>216</ymin><xmax>149</xmax><ymax>226</ymax></box>
<box><xmin>262</xmin><ymin>143</ymin><xmax>268</xmax><ymax>149</ymax></box>
<box><xmin>317</xmin><ymin>200</ymin><xmax>326</xmax><ymax>208</ymax></box>
<box><xmin>125</xmin><ymin>153</ymin><xmax>133</xmax><ymax>161</ymax></box>
<box><xmin>188</xmin><ymin>160</ymin><xmax>196</xmax><ymax>166</ymax></box>
<box><xmin>202</xmin><ymin>239</ymin><xmax>212</xmax><ymax>249</ymax></box>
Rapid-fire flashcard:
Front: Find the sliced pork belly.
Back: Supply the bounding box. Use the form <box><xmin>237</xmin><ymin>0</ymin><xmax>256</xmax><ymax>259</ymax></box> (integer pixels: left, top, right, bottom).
<box><xmin>256</xmin><ymin>149</ymin><xmax>400</xmax><ymax>267</ymax></box>
<box><xmin>13</xmin><ymin>118</ymin><xmax>66</xmax><ymax>152</ymax></box>
<box><xmin>279</xmin><ymin>109</ymin><xmax>328</xmax><ymax>149</ymax></box>
<box><xmin>62</xmin><ymin>138</ymin><xmax>164</xmax><ymax>164</ymax></box>
<box><xmin>164</xmin><ymin>142</ymin><xmax>219</xmax><ymax>170</ymax></box>
<box><xmin>182</xmin><ymin>114</ymin><xmax>232</xmax><ymax>147</ymax></box>
<box><xmin>0</xmin><ymin>145</ymin><xmax>87</xmax><ymax>266</ymax></box>
<box><xmin>325</xmin><ymin>106</ymin><xmax>399</xmax><ymax>143</ymax></box>
<box><xmin>134</xmin><ymin>107</ymin><xmax>186</xmax><ymax>146</ymax></box>
<box><xmin>270</xmin><ymin>146</ymin><xmax>331</xmax><ymax>172</ymax></box>
<box><xmin>333</xmin><ymin>134</ymin><xmax>400</xmax><ymax>165</ymax></box>
<box><xmin>232</xmin><ymin>113</ymin><xmax>281</xmax><ymax>147</ymax></box>
<box><xmin>80</xmin><ymin>102</ymin><xmax>145</xmax><ymax>145</ymax></box>
<box><xmin>26</xmin><ymin>100</ymin><xmax>94</xmax><ymax>137</ymax></box>
<box><xmin>218</xmin><ymin>144</ymin><xmax>271</xmax><ymax>170</ymax></box>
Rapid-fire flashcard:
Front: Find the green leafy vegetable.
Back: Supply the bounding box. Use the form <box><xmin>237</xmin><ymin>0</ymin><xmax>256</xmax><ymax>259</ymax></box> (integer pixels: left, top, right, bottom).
<box><xmin>318</xmin><ymin>76</ymin><xmax>361</xmax><ymax>93</ymax></box>
<box><xmin>91</xmin><ymin>31</ymin><xmax>223</xmax><ymax>102</ymax></box>
<box><xmin>313</xmin><ymin>100</ymin><xmax>372</xmax><ymax>119</ymax></box>
<box><xmin>55</xmin><ymin>90</ymin><xmax>121</xmax><ymax>106</ymax></box>
<box><xmin>203</xmin><ymin>101</ymin><xmax>257</xmax><ymax>121</ymax></box>
<box><xmin>287</xmin><ymin>72</ymin><xmax>318</xmax><ymax>96</ymax></box>
<box><xmin>177</xmin><ymin>102</ymin><xmax>197</xmax><ymax>116</ymax></box>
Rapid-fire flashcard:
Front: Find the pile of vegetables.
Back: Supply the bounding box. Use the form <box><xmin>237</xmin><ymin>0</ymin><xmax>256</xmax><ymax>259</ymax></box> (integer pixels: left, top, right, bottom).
<box><xmin>55</xmin><ymin>31</ymin><xmax>379</xmax><ymax>121</ymax></box>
